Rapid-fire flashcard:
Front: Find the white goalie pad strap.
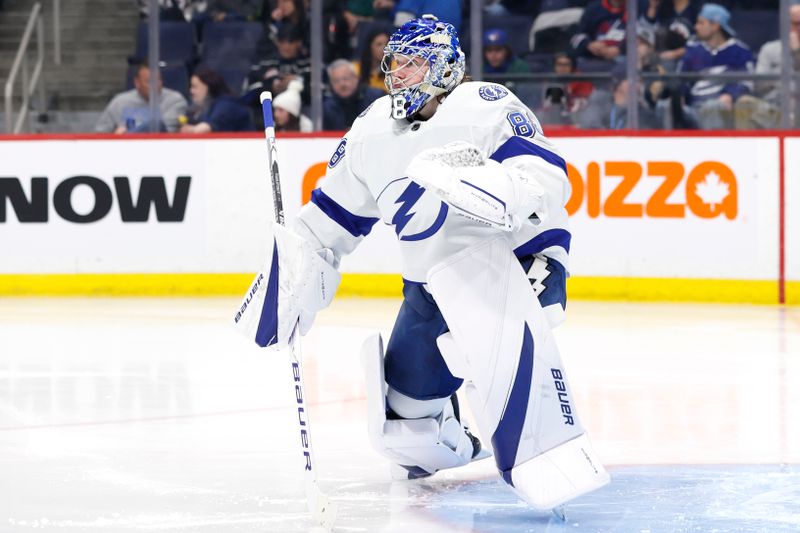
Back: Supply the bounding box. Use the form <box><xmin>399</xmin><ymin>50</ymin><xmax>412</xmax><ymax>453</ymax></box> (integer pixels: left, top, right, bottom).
<box><xmin>405</xmin><ymin>141</ymin><xmax>545</xmax><ymax>231</ymax></box>
<box><xmin>380</xmin><ymin>414</ymin><xmax>475</xmax><ymax>475</ymax></box>
<box><xmin>232</xmin><ymin>223</ymin><xmax>340</xmax><ymax>348</ymax></box>
<box><xmin>426</xmin><ymin>235</ymin><xmax>607</xmax><ymax>506</ymax></box>
<box><xmin>361</xmin><ymin>334</ymin><xmax>474</xmax><ymax>475</ymax></box>
<box><xmin>508</xmin><ymin>433</ymin><xmax>610</xmax><ymax>511</ymax></box>
<box><xmin>435</xmin><ymin>332</ymin><xmax>469</xmax><ymax>379</ymax></box>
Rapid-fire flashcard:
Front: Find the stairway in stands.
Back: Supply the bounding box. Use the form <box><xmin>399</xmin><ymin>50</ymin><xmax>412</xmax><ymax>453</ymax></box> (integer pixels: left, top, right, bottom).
<box><xmin>0</xmin><ymin>0</ymin><xmax>138</xmax><ymax>132</ymax></box>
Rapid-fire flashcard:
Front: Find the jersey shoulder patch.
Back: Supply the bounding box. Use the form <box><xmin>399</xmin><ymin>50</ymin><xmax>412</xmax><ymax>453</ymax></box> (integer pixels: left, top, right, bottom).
<box><xmin>478</xmin><ymin>84</ymin><xmax>509</xmax><ymax>101</ymax></box>
<box><xmin>328</xmin><ymin>138</ymin><xmax>347</xmax><ymax>168</ymax></box>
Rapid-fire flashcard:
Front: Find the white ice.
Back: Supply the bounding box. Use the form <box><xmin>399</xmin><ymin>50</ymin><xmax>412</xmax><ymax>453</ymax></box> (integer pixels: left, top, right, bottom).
<box><xmin>1</xmin><ymin>297</ymin><xmax>799</xmax><ymax>532</ymax></box>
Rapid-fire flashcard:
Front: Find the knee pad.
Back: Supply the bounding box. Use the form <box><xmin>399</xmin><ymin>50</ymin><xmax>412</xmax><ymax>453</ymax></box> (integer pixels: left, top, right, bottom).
<box><xmin>361</xmin><ymin>334</ymin><xmax>487</xmax><ymax>479</ymax></box>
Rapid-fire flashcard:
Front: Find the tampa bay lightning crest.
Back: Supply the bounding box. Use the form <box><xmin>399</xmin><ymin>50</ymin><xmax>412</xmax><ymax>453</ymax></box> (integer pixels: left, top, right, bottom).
<box><xmin>329</xmin><ymin>139</ymin><xmax>347</xmax><ymax>168</ymax></box>
<box><xmin>478</xmin><ymin>84</ymin><xmax>508</xmax><ymax>101</ymax></box>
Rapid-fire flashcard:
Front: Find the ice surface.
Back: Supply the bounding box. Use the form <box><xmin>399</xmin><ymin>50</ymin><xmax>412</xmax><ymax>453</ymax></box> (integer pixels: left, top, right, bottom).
<box><xmin>0</xmin><ymin>298</ymin><xmax>798</xmax><ymax>532</ymax></box>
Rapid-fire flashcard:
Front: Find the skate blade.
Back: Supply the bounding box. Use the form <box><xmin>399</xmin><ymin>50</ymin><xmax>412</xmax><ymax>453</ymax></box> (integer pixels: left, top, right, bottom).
<box><xmin>552</xmin><ymin>505</ymin><xmax>566</xmax><ymax>522</ymax></box>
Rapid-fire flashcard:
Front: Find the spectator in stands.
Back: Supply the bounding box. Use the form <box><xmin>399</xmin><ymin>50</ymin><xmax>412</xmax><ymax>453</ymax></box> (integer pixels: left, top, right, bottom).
<box><xmin>323</xmin><ymin>59</ymin><xmax>384</xmax><ymax>130</ymax></box>
<box><xmin>95</xmin><ymin>63</ymin><xmax>187</xmax><ymax>133</ymax></box>
<box><xmin>482</xmin><ymin>29</ymin><xmax>531</xmax><ymax>75</ymax></box>
<box><xmin>537</xmin><ymin>53</ymin><xmax>593</xmax><ymax>125</ymax></box>
<box><xmin>180</xmin><ymin>67</ymin><xmax>253</xmax><ymax>132</ymax></box>
<box><xmin>578</xmin><ymin>62</ymin><xmax>661</xmax><ymax>129</ymax></box>
<box><xmin>640</xmin><ymin>0</ymin><xmax>700</xmax><ymax>65</ymax></box>
<box><xmin>273</xmin><ymin>79</ymin><xmax>313</xmax><ymax>132</ymax></box>
<box><xmin>739</xmin><ymin>4</ymin><xmax>800</xmax><ymax>128</ymax></box>
<box><xmin>678</xmin><ymin>3</ymin><xmax>754</xmax><ymax>129</ymax></box>
<box><xmin>571</xmin><ymin>0</ymin><xmax>627</xmax><ymax>61</ymax></box>
<box><xmin>394</xmin><ymin>0</ymin><xmax>462</xmax><ymax>32</ymax></box>
<box><xmin>138</xmin><ymin>0</ymin><xmax>205</xmax><ymax>21</ymax></box>
<box><xmin>341</xmin><ymin>0</ymin><xmax>394</xmax><ymax>47</ymax></box>
<box><xmin>325</xmin><ymin>0</ymin><xmax>355</xmax><ymax>62</ymax></box>
<box><xmin>267</xmin><ymin>0</ymin><xmax>309</xmax><ymax>43</ymax></box>
<box><xmin>247</xmin><ymin>23</ymin><xmax>311</xmax><ymax>109</ymax></box>
<box><xmin>355</xmin><ymin>28</ymin><xmax>391</xmax><ymax>93</ymax></box>
<box><xmin>207</xmin><ymin>0</ymin><xmax>262</xmax><ymax>21</ymax></box>
<box><xmin>636</xmin><ymin>25</ymin><xmax>694</xmax><ymax>128</ymax></box>
<box><xmin>637</xmin><ymin>26</ymin><xmax>667</xmax><ymax>105</ymax></box>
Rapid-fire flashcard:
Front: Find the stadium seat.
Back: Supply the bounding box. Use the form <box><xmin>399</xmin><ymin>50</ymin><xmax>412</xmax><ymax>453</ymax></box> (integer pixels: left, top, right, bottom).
<box><xmin>484</xmin><ymin>14</ymin><xmax>534</xmax><ymax>57</ymax></box>
<box><xmin>730</xmin><ymin>9</ymin><xmax>779</xmax><ymax>55</ymax></box>
<box><xmin>528</xmin><ymin>7</ymin><xmax>583</xmax><ymax>53</ymax></box>
<box><xmin>214</xmin><ymin>67</ymin><xmax>250</xmax><ymax>96</ymax></box>
<box><xmin>134</xmin><ymin>21</ymin><xmax>195</xmax><ymax>64</ymax></box>
<box><xmin>576</xmin><ymin>57</ymin><xmax>616</xmax><ymax>73</ymax></box>
<box><xmin>201</xmin><ymin>22</ymin><xmax>263</xmax><ymax>73</ymax></box>
<box><xmin>161</xmin><ymin>64</ymin><xmax>191</xmax><ymax>100</ymax></box>
<box><xmin>541</xmin><ymin>0</ymin><xmax>570</xmax><ymax>11</ymax></box>
<box><xmin>524</xmin><ymin>52</ymin><xmax>555</xmax><ymax>73</ymax></box>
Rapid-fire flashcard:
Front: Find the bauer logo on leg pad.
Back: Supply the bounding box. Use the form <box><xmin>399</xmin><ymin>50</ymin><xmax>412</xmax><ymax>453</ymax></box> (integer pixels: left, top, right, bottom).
<box><xmin>551</xmin><ymin>368</ymin><xmax>574</xmax><ymax>425</ymax></box>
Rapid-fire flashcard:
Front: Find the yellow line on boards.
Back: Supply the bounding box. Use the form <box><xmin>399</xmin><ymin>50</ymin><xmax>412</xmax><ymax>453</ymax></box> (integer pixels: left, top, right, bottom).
<box><xmin>0</xmin><ymin>273</ymin><xmax>796</xmax><ymax>305</ymax></box>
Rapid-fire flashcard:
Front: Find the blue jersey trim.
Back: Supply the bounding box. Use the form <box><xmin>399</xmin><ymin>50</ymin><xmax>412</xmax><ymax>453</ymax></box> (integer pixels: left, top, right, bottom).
<box><xmin>490</xmin><ymin>136</ymin><xmax>567</xmax><ymax>175</ymax></box>
<box><xmin>255</xmin><ymin>239</ymin><xmax>279</xmax><ymax>347</ymax></box>
<box><xmin>310</xmin><ymin>188</ymin><xmax>379</xmax><ymax>238</ymax></box>
<box><xmin>513</xmin><ymin>228</ymin><xmax>572</xmax><ymax>257</ymax></box>
<box><xmin>492</xmin><ymin>321</ymin><xmax>534</xmax><ymax>487</ymax></box>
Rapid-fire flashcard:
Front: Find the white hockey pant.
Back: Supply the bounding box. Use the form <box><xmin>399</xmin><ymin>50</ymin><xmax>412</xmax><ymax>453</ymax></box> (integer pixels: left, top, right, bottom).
<box><xmin>361</xmin><ymin>334</ymin><xmax>478</xmax><ymax>478</ymax></box>
<box><xmin>427</xmin><ymin>236</ymin><xmax>610</xmax><ymax>510</ymax></box>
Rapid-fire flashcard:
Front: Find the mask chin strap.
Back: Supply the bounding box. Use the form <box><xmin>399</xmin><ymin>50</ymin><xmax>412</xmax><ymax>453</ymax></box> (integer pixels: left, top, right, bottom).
<box><xmin>419</xmin><ymin>82</ymin><xmax>446</xmax><ymax>97</ymax></box>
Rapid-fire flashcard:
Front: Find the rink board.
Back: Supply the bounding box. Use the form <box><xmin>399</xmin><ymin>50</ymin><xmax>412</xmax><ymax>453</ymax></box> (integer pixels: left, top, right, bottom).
<box><xmin>786</xmin><ymin>137</ymin><xmax>800</xmax><ymax>304</ymax></box>
<box><xmin>0</xmin><ymin>133</ymin><xmax>795</xmax><ymax>303</ymax></box>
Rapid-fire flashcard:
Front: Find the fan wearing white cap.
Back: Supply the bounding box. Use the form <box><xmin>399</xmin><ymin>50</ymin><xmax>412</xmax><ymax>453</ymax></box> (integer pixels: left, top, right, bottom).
<box><xmin>272</xmin><ymin>79</ymin><xmax>313</xmax><ymax>132</ymax></box>
<box><xmin>677</xmin><ymin>2</ymin><xmax>754</xmax><ymax>129</ymax></box>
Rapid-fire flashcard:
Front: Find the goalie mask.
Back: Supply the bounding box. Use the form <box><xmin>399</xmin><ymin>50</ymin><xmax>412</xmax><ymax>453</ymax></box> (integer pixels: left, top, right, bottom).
<box><xmin>381</xmin><ymin>15</ymin><xmax>466</xmax><ymax>120</ymax></box>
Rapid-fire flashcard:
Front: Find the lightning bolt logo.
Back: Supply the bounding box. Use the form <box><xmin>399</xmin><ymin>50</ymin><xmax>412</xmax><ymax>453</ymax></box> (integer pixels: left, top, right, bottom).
<box><xmin>527</xmin><ymin>256</ymin><xmax>551</xmax><ymax>297</ymax></box>
<box><xmin>392</xmin><ymin>182</ymin><xmax>425</xmax><ymax>236</ymax></box>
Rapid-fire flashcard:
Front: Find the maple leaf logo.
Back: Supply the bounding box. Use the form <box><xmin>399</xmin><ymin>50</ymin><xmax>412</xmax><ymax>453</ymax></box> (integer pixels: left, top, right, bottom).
<box><xmin>694</xmin><ymin>171</ymin><xmax>730</xmax><ymax>208</ymax></box>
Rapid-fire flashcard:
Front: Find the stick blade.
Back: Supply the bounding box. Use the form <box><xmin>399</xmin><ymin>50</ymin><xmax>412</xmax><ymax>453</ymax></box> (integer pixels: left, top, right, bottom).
<box><xmin>307</xmin><ymin>483</ymin><xmax>338</xmax><ymax>531</ymax></box>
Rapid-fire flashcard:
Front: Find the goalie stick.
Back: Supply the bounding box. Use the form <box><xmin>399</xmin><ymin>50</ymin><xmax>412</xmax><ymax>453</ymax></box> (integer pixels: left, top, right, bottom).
<box><xmin>259</xmin><ymin>91</ymin><xmax>338</xmax><ymax>530</ymax></box>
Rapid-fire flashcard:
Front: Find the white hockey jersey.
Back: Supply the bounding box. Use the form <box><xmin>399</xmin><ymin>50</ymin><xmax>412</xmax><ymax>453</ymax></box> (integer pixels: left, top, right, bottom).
<box><xmin>293</xmin><ymin>81</ymin><xmax>572</xmax><ymax>284</ymax></box>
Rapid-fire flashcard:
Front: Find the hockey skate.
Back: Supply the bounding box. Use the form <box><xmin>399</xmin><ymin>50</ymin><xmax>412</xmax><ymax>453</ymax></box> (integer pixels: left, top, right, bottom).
<box><xmin>361</xmin><ymin>334</ymin><xmax>491</xmax><ymax>481</ymax></box>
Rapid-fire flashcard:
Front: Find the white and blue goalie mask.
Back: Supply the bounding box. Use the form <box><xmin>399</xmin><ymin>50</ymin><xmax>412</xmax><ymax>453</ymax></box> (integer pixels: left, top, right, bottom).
<box><xmin>381</xmin><ymin>15</ymin><xmax>466</xmax><ymax>120</ymax></box>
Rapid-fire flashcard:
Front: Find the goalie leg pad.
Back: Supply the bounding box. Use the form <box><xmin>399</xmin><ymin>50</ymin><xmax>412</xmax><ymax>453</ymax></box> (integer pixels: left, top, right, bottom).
<box><xmin>361</xmin><ymin>334</ymin><xmax>482</xmax><ymax>479</ymax></box>
<box><xmin>518</xmin><ymin>253</ymin><xmax>567</xmax><ymax>329</ymax></box>
<box><xmin>426</xmin><ymin>235</ymin><xmax>609</xmax><ymax>509</ymax></box>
